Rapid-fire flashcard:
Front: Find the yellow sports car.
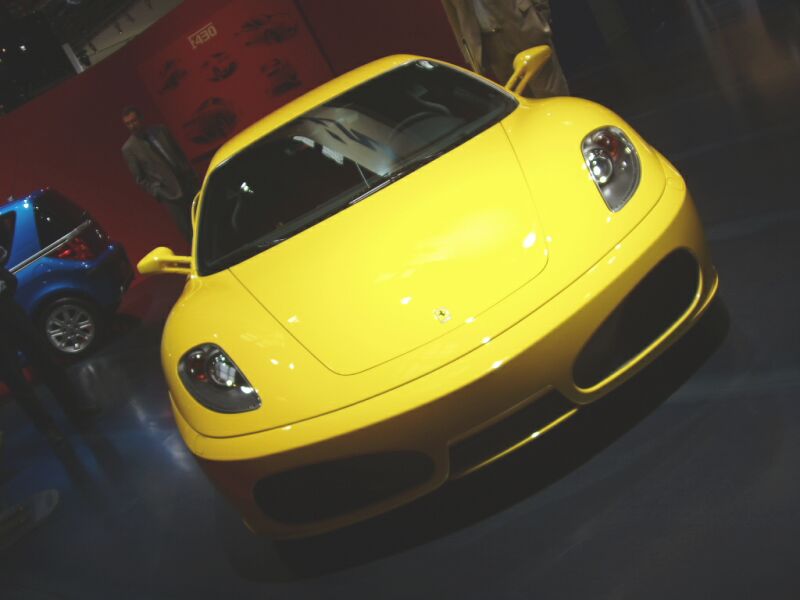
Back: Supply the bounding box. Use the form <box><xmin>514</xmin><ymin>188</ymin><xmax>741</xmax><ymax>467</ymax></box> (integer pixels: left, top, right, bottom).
<box><xmin>139</xmin><ymin>47</ymin><xmax>718</xmax><ymax>538</ymax></box>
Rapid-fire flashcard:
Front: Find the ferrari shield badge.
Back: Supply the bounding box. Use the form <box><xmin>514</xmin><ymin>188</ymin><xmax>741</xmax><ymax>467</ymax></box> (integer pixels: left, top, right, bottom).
<box><xmin>434</xmin><ymin>307</ymin><xmax>452</xmax><ymax>324</ymax></box>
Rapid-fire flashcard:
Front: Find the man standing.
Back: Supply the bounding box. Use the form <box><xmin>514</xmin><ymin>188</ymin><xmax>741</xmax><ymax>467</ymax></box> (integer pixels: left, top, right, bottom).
<box><xmin>441</xmin><ymin>0</ymin><xmax>569</xmax><ymax>98</ymax></box>
<box><xmin>121</xmin><ymin>107</ymin><xmax>199</xmax><ymax>241</ymax></box>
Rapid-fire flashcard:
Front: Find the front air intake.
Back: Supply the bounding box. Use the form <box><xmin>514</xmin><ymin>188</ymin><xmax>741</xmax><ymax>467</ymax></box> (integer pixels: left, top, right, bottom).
<box><xmin>573</xmin><ymin>249</ymin><xmax>700</xmax><ymax>389</ymax></box>
<box><xmin>449</xmin><ymin>390</ymin><xmax>576</xmax><ymax>478</ymax></box>
<box><xmin>253</xmin><ymin>451</ymin><xmax>434</xmax><ymax>524</ymax></box>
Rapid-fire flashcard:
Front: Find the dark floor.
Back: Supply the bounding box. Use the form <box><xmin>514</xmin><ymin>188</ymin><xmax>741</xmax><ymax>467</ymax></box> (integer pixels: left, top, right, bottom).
<box><xmin>3</xmin><ymin>1</ymin><xmax>800</xmax><ymax>598</ymax></box>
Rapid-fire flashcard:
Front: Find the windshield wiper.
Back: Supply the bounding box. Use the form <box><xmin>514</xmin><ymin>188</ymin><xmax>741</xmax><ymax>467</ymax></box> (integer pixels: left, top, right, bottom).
<box><xmin>253</xmin><ymin>237</ymin><xmax>287</xmax><ymax>252</ymax></box>
<box><xmin>214</xmin><ymin>236</ymin><xmax>285</xmax><ymax>270</ymax></box>
<box><xmin>383</xmin><ymin>130</ymin><xmax>474</xmax><ymax>185</ymax></box>
<box><xmin>385</xmin><ymin>148</ymin><xmax>449</xmax><ymax>184</ymax></box>
<box><xmin>346</xmin><ymin>148</ymin><xmax>453</xmax><ymax>208</ymax></box>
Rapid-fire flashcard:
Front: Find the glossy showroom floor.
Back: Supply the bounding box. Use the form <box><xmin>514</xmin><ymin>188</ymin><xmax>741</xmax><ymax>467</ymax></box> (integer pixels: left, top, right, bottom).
<box><xmin>3</xmin><ymin>2</ymin><xmax>800</xmax><ymax>598</ymax></box>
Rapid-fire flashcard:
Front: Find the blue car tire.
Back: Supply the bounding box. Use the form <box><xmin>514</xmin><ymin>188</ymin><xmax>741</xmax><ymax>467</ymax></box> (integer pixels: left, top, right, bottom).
<box><xmin>37</xmin><ymin>296</ymin><xmax>103</xmax><ymax>357</ymax></box>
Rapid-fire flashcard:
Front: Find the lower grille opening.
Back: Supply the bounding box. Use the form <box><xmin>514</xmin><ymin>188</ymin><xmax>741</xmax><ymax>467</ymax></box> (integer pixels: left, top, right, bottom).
<box><xmin>253</xmin><ymin>452</ymin><xmax>434</xmax><ymax>524</ymax></box>
<box><xmin>573</xmin><ymin>249</ymin><xmax>700</xmax><ymax>389</ymax></box>
<box><xmin>449</xmin><ymin>390</ymin><xmax>575</xmax><ymax>478</ymax></box>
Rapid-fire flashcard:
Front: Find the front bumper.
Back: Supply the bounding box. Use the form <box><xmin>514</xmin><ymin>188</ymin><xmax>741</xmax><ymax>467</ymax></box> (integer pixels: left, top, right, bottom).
<box><xmin>172</xmin><ymin>168</ymin><xmax>718</xmax><ymax>538</ymax></box>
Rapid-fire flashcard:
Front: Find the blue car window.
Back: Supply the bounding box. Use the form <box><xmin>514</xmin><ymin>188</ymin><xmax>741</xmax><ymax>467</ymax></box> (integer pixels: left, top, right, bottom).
<box><xmin>33</xmin><ymin>191</ymin><xmax>86</xmax><ymax>248</ymax></box>
<box><xmin>0</xmin><ymin>212</ymin><xmax>15</xmax><ymax>264</ymax></box>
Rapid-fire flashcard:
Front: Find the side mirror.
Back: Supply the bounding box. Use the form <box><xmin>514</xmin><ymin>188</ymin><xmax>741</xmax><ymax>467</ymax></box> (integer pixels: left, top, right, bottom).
<box><xmin>137</xmin><ymin>246</ymin><xmax>191</xmax><ymax>276</ymax></box>
<box><xmin>504</xmin><ymin>45</ymin><xmax>552</xmax><ymax>96</ymax></box>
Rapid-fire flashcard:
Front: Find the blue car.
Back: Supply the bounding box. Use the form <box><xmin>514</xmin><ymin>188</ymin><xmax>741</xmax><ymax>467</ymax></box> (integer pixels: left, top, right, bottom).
<box><xmin>0</xmin><ymin>189</ymin><xmax>133</xmax><ymax>357</ymax></box>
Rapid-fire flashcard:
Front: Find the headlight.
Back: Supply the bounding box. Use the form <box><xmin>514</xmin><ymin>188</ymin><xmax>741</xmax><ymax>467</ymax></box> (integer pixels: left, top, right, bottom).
<box><xmin>581</xmin><ymin>126</ymin><xmax>640</xmax><ymax>212</ymax></box>
<box><xmin>178</xmin><ymin>344</ymin><xmax>261</xmax><ymax>413</ymax></box>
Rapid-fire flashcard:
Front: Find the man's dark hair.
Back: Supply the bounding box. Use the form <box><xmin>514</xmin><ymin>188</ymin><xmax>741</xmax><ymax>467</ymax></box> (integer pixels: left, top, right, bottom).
<box><xmin>121</xmin><ymin>105</ymin><xmax>141</xmax><ymax>118</ymax></box>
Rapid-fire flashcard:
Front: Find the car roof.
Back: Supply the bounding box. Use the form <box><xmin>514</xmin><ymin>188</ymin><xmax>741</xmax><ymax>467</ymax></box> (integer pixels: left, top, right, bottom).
<box><xmin>0</xmin><ymin>189</ymin><xmax>48</xmax><ymax>214</ymax></box>
<box><xmin>207</xmin><ymin>54</ymin><xmax>423</xmax><ymax>172</ymax></box>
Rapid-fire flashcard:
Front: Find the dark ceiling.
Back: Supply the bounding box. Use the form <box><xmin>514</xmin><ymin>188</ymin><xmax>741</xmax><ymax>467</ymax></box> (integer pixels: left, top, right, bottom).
<box><xmin>0</xmin><ymin>0</ymin><xmax>138</xmax><ymax>50</ymax></box>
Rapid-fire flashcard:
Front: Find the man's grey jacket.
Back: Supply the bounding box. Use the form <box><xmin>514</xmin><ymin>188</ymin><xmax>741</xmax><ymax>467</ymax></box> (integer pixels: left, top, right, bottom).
<box><xmin>441</xmin><ymin>0</ymin><xmax>568</xmax><ymax>97</ymax></box>
<box><xmin>122</xmin><ymin>125</ymin><xmax>198</xmax><ymax>203</ymax></box>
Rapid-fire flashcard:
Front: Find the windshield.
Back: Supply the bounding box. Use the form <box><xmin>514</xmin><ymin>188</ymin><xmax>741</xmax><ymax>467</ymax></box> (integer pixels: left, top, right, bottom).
<box><xmin>197</xmin><ymin>60</ymin><xmax>517</xmax><ymax>275</ymax></box>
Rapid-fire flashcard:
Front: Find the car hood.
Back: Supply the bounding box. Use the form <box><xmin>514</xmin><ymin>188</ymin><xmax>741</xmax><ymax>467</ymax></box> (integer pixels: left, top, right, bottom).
<box><xmin>229</xmin><ymin>123</ymin><xmax>549</xmax><ymax>375</ymax></box>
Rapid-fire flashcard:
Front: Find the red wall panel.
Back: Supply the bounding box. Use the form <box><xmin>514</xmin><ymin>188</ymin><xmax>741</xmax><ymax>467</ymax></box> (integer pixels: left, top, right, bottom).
<box><xmin>138</xmin><ymin>0</ymin><xmax>333</xmax><ymax>165</ymax></box>
<box><xmin>297</xmin><ymin>0</ymin><xmax>463</xmax><ymax>73</ymax></box>
<box><xmin>0</xmin><ymin>0</ymin><xmax>235</xmax><ymax>262</ymax></box>
<box><xmin>0</xmin><ymin>0</ymin><xmax>460</xmax><ymax>272</ymax></box>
